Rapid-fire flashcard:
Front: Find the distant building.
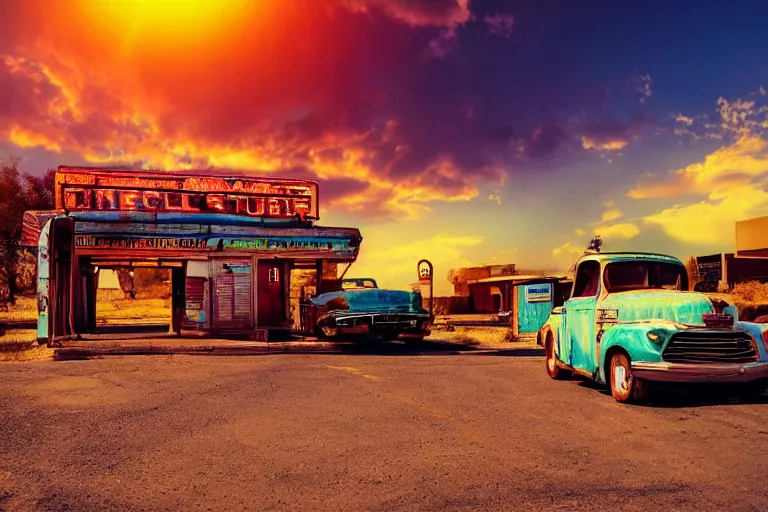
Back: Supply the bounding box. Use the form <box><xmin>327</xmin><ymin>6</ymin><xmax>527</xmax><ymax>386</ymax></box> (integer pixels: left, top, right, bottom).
<box><xmin>694</xmin><ymin>252</ymin><xmax>768</xmax><ymax>291</ymax></box>
<box><xmin>446</xmin><ymin>264</ymin><xmax>517</xmax><ymax>297</ymax></box>
<box><xmin>689</xmin><ymin>216</ymin><xmax>768</xmax><ymax>291</ymax></box>
<box><xmin>97</xmin><ymin>269</ymin><xmax>122</xmax><ymax>290</ymax></box>
<box><xmin>736</xmin><ymin>215</ymin><xmax>768</xmax><ymax>258</ymax></box>
<box><xmin>447</xmin><ymin>263</ymin><xmax>570</xmax><ymax>314</ymax></box>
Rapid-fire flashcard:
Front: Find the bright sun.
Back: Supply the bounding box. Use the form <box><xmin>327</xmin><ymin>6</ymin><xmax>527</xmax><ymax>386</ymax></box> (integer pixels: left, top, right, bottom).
<box><xmin>81</xmin><ymin>0</ymin><xmax>256</xmax><ymax>49</ymax></box>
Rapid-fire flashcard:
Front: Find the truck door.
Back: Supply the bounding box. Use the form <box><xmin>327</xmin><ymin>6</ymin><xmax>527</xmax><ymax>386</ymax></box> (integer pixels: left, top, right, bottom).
<box><xmin>565</xmin><ymin>260</ymin><xmax>600</xmax><ymax>373</ymax></box>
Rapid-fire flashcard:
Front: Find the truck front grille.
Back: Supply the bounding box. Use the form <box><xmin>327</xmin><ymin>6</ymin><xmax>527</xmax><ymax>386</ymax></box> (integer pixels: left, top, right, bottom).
<box><xmin>662</xmin><ymin>331</ymin><xmax>758</xmax><ymax>364</ymax></box>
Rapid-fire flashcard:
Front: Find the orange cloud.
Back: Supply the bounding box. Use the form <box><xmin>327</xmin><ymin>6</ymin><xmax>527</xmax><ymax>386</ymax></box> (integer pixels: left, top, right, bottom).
<box><xmin>578</xmin><ymin>116</ymin><xmax>650</xmax><ymax>153</ymax></box>
<box><xmin>581</xmin><ymin>136</ymin><xmax>629</xmax><ymax>151</ymax></box>
<box><xmin>601</xmin><ymin>208</ymin><xmax>623</xmax><ymax>222</ymax></box>
<box><xmin>595</xmin><ymin>222</ymin><xmax>640</xmax><ymax>240</ymax></box>
<box><xmin>644</xmin><ymin>185</ymin><xmax>768</xmax><ymax>245</ymax></box>
<box><xmin>341</xmin><ymin>0</ymin><xmax>472</xmax><ymax>28</ymax></box>
<box><xmin>0</xmin><ymin>0</ymin><xmax>506</xmax><ymax>221</ymax></box>
<box><xmin>628</xmin><ymin>135</ymin><xmax>768</xmax><ymax>199</ymax></box>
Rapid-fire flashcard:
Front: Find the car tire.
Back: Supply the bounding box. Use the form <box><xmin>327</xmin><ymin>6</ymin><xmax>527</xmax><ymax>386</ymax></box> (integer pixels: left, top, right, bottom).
<box><xmin>403</xmin><ymin>336</ymin><xmax>424</xmax><ymax>345</ymax></box>
<box><xmin>545</xmin><ymin>337</ymin><xmax>569</xmax><ymax>380</ymax></box>
<box><xmin>609</xmin><ymin>352</ymin><xmax>648</xmax><ymax>404</ymax></box>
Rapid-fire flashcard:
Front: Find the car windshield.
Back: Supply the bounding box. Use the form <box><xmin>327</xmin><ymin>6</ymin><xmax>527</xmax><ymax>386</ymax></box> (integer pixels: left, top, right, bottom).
<box><xmin>342</xmin><ymin>279</ymin><xmax>377</xmax><ymax>289</ymax></box>
<box><xmin>603</xmin><ymin>261</ymin><xmax>687</xmax><ymax>292</ymax></box>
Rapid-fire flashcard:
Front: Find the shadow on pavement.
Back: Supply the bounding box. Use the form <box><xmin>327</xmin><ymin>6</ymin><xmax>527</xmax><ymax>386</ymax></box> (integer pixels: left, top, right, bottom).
<box><xmin>567</xmin><ymin>374</ymin><xmax>768</xmax><ymax>408</ymax></box>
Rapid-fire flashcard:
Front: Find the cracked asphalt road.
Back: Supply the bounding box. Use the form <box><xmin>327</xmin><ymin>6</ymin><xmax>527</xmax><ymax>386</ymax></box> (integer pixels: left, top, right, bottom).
<box><xmin>1</xmin><ymin>349</ymin><xmax>767</xmax><ymax>511</ymax></box>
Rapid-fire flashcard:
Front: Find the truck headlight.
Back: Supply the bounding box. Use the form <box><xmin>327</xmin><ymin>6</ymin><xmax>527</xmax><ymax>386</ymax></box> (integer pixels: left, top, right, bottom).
<box><xmin>646</xmin><ymin>330</ymin><xmax>664</xmax><ymax>344</ymax></box>
<box><xmin>645</xmin><ymin>329</ymin><xmax>667</xmax><ymax>345</ymax></box>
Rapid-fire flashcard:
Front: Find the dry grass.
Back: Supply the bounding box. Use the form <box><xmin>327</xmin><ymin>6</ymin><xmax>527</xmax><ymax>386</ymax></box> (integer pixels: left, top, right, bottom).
<box><xmin>0</xmin><ymin>328</ymin><xmax>53</xmax><ymax>361</ymax></box>
<box><xmin>730</xmin><ymin>281</ymin><xmax>768</xmax><ymax>305</ymax></box>
<box><xmin>0</xmin><ymin>328</ymin><xmax>36</xmax><ymax>348</ymax></box>
<box><xmin>429</xmin><ymin>324</ymin><xmax>538</xmax><ymax>348</ymax></box>
<box><xmin>1</xmin><ymin>296</ymin><xmax>38</xmax><ymax>322</ymax></box>
<box><xmin>1</xmin><ymin>293</ymin><xmax>169</xmax><ymax>327</ymax></box>
<box><xmin>96</xmin><ymin>297</ymin><xmax>170</xmax><ymax>324</ymax></box>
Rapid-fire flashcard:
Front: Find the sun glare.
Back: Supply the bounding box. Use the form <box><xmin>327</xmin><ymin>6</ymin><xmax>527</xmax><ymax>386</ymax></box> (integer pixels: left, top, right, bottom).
<box><xmin>81</xmin><ymin>0</ymin><xmax>256</xmax><ymax>49</ymax></box>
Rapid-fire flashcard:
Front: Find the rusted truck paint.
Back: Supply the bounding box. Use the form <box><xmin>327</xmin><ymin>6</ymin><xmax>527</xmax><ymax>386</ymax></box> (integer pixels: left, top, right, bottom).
<box><xmin>539</xmin><ymin>251</ymin><xmax>768</xmax><ymax>404</ymax></box>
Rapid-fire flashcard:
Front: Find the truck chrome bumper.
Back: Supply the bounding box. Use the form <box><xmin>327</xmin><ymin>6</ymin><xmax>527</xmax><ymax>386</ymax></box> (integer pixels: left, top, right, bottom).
<box><xmin>631</xmin><ymin>361</ymin><xmax>768</xmax><ymax>383</ymax></box>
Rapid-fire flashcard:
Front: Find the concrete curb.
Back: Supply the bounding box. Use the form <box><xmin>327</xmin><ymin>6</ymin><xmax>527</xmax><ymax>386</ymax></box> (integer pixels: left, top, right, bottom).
<box><xmin>53</xmin><ymin>342</ymin><xmax>345</xmax><ymax>360</ymax></box>
<box><xmin>50</xmin><ymin>340</ymin><xmax>543</xmax><ymax>360</ymax></box>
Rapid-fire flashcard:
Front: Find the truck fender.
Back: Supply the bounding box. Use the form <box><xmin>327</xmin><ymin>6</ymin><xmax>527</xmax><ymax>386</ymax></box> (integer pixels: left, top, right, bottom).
<box><xmin>597</xmin><ymin>323</ymin><xmax>667</xmax><ymax>384</ymax></box>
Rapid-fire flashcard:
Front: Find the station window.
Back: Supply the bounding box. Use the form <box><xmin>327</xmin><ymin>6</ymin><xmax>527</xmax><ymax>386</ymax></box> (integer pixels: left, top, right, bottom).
<box><xmin>247</xmin><ymin>197</ymin><xmax>265</xmax><ymax>216</ymax></box>
<box><xmin>166</xmin><ymin>193</ymin><xmax>183</xmax><ymax>209</ymax></box>
<box><xmin>187</xmin><ymin>194</ymin><xmax>203</xmax><ymax>210</ymax></box>
<box><xmin>65</xmin><ymin>190</ymin><xmax>90</xmax><ymax>209</ymax></box>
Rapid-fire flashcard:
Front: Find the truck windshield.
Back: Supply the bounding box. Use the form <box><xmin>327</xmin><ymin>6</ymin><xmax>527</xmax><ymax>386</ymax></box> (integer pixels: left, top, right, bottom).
<box><xmin>603</xmin><ymin>261</ymin><xmax>688</xmax><ymax>292</ymax></box>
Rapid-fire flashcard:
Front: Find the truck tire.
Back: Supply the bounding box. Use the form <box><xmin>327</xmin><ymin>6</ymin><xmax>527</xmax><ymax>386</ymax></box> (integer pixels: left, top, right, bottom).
<box><xmin>609</xmin><ymin>352</ymin><xmax>649</xmax><ymax>404</ymax></box>
<box><xmin>545</xmin><ymin>336</ymin><xmax>569</xmax><ymax>380</ymax></box>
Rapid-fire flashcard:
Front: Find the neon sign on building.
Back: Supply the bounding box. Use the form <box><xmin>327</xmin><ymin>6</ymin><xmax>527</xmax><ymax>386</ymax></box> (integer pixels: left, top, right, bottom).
<box><xmin>55</xmin><ymin>166</ymin><xmax>319</xmax><ymax>220</ymax></box>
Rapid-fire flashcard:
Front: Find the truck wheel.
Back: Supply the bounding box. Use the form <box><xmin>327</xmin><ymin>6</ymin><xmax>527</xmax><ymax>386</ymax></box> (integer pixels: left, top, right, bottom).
<box><xmin>609</xmin><ymin>352</ymin><xmax>648</xmax><ymax>404</ymax></box>
<box><xmin>545</xmin><ymin>337</ymin><xmax>569</xmax><ymax>380</ymax></box>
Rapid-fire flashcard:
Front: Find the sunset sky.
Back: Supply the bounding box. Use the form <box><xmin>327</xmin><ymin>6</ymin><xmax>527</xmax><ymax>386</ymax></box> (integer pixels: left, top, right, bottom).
<box><xmin>1</xmin><ymin>0</ymin><xmax>768</xmax><ymax>295</ymax></box>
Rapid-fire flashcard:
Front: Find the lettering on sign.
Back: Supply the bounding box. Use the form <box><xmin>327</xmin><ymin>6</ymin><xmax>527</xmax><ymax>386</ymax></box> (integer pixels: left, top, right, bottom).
<box><xmin>56</xmin><ymin>168</ymin><xmax>319</xmax><ymax>219</ymax></box>
<box><xmin>525</xmin><ymin>284</ymin><xmax>552</xmax><ymax>303</ymax></box>
<box><xmin>75</xmin><ymin>235</ymin><xmax>207</xmax><ymax>250</ymax></box>
<box><xmin>222</xmin><ymin>238</ymin><xmax>346</xmax><ymax>251</ymax></box>
<box><xmin>696</xmin><ymin>254</ymin><xmax>722</xmax><ymax>282</ymax></box>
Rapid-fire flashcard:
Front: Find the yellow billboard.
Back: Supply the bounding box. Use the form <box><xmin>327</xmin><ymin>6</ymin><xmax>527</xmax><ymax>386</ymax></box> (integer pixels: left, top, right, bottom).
<box><xmin>735</xmin><ymin>216</ymin><xmax>768</xmax><ymax>257</ymax></box>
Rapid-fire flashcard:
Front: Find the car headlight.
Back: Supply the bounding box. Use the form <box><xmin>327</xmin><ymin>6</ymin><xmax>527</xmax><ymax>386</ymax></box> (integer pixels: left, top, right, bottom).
<box><xmin>410</xmin><ymin>319</ymin><xmax>418</xmax><ymax>327</ymax></box>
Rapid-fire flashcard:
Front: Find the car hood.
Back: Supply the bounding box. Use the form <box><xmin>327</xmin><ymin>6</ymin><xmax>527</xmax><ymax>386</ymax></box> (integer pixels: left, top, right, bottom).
<box><xmin>310</xmin><ymin>289</ymin><xmax>429</xmax><ymax>315</ymax></box>
<box><xmin>601</xmin><ymin>290</ymin><xmax>715</xmax><ymax>326</ymax></box>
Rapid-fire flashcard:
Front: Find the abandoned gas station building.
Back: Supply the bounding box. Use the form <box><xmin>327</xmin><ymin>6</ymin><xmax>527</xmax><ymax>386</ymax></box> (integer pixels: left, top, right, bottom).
<box><xmin>22</xmin><ymin>166</ymin><xmax>362</xmax><ymax>344</ymax></box>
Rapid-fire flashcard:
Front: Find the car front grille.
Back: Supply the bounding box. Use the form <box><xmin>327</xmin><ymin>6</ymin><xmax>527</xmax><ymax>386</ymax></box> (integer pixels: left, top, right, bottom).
<box><xmin>662</xmin><ymin>331</ymin><xmax>758</xmax><ymax>364</ymax></box>
<box><xmin>373</xmin><ymin>314</ymin><xmax>413</xmax><ymax>325</ymax></box>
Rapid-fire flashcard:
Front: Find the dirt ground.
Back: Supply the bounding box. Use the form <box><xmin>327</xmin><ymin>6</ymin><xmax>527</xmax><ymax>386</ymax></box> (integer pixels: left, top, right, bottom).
<box><xmin>1</xmin><ymin>353</ymin><xmax>767</xmax><ymax>511</ymax></box>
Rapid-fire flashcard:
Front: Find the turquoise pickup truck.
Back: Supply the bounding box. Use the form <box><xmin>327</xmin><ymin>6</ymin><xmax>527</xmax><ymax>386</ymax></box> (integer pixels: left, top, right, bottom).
<box><xmin>537</xmin><ymin>252</ymin><xmax>768</xmax><ymax>404</ymax></box>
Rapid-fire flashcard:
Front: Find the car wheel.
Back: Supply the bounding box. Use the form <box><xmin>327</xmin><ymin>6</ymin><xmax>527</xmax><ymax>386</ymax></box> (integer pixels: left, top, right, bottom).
<box><xmin>609</xmin><ymin>352</ymin><xmax>648</xmax><ymax>404</ymax></box>
<box><xmin>545</xmin><ymin>337</ymin><xmax>569</xmax><ymax>380</ymax></box>
<box><xmin>403</xmin><ymin>336</ymin><xmax>424</xmax><ymax>345</ymax></box>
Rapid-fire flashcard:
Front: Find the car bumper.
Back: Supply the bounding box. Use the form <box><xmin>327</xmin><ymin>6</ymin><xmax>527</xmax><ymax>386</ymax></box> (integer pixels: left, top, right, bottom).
<box><xmin>631</xmin><ymin>361</ymin><xmax>768</xmax><ymax>383</ymax></box>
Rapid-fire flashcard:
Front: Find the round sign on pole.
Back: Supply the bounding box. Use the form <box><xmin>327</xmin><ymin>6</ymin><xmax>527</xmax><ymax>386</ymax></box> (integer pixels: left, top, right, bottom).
<box><xmin>418</xmin><ymin>261</ymin><xmax>432</xmax><ymax>281</ymax></box>
<box><xmin>417</xmin><ymin>259</ymin><xmax>434</xmax><ymax>319</ymax></box>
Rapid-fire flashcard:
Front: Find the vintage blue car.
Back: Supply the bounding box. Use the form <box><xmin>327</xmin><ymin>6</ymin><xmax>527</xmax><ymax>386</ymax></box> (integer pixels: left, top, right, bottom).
<box><xmin>308</xmin><ymin>288</ymin><xmax>431</xmax><ymax>342</ymax></box>
<box><xmin>537</xmin><ymin>252</ymin><xmax>768</xmax><ymax>404</ymax></box>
